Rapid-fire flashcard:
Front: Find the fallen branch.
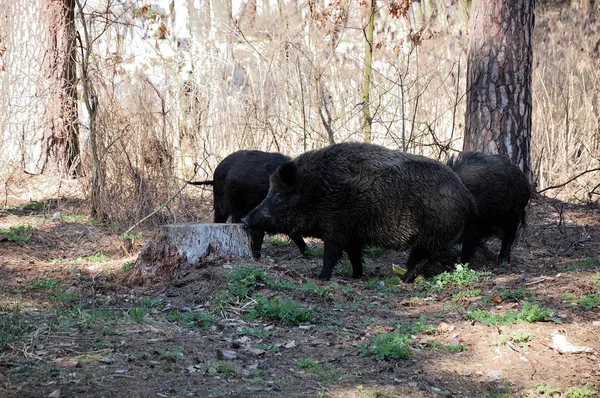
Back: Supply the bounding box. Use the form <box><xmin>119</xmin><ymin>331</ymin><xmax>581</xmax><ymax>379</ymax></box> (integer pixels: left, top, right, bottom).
<box><xmin>537</xmin><ymin>167</ymin><xmax>600</xmax><ymax>194</ymax></box>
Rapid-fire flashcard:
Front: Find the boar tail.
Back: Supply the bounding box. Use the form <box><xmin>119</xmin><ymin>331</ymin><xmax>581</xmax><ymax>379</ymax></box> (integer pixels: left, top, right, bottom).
<box><xmin>183</xmin><ymin>179</ymin><xmax>214</xmax><ymax>186</ymax></box>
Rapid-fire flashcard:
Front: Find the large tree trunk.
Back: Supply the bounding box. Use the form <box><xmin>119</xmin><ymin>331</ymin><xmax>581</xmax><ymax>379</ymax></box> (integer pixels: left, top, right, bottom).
<box><xmin>44</xmin><ymin>0</ymin><xmax>80</xmax><ymax>176</ymax></box>
<box><xmin>464</xmin><ymin>0</ymin><xmax>534</xmax><ymax>182</ymax></box>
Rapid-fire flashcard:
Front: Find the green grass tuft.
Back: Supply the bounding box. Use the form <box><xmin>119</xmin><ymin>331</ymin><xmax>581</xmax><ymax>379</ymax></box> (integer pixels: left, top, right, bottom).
<box><xmin>0</xmin><ymin>224</ymin><xmax>33</xmax><ymax>243</ymax></box>
<box><xmin>248</xmin><ymin>295</ymin><xmax>314</xmax><ymax>325</ymax></box>
<box><xmin>418</xmin><ymin>264</ymin><xmax>491</xmax><ymax>293</ymax></box>
<box><xmin>566</xmin><ymin>385</ymin><xmax>596</xmax><ymax>398</ymax></box>
<box><xmin>166</xmin><ymin>310</ymin><xmax>215</xmax><ymax>329</ymax></box>
<box><xmin>536</xmin><ymin>383</ymin><xmax>561</xmax><ymax>395</ymax></box>
<box><xmin>295</xmin><ymin>358</ymin><xmax>342</xmax><ymax>383</ymax></box>
<box><xmin>562</xmin><ymin>257</ymin><xmax>600</xmax><ymax>272</ymax></box>
<box><xmin>465</xmin><ymin>302</ymin><xmax>559</xmax><ymax>326</ymax></box>
<box><xmin>578</xmin><ymin>294</ymin><xmax>600</xmax><ymax>310</ymax></box>
<box><xmin>361</xmin><ymin>332</ymin><xmax>412</xmax><ymax>360</ymax></box>
<box><xmin>29</xmin><ymin>279</ymin><xmax>59</xmax><ymax>290</ymax></box>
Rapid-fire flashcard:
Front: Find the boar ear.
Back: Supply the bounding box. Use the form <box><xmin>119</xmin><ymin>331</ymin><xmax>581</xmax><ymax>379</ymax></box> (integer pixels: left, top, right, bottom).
<box><xmin>272</xmin><ymin>161</ymin><xmax>298</xmax><ymax>190</ymax></box>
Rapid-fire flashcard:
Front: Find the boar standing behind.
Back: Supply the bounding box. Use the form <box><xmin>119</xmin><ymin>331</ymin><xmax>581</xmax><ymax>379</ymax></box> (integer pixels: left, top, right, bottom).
<box><xmin>189</xmin><ymin>150</ymin><xmax>307</xmax><ymax>258</ymax></box>
<box><xmin>242</xmin><ymin>143</ymin><xmax>476</xmax><ymax>282</ymax></box>
<box><xmin>447</xmin><ymin>151</ymin><xmax>531</xmax><ymax>265</ymax></box>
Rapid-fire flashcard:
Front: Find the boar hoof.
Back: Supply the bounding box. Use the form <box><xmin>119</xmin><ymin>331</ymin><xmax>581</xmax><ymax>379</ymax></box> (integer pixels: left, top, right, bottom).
<box><xmin>317</xmin><ymin>272</ymin><xmax>331</xmax><ymax>281</ymax></box>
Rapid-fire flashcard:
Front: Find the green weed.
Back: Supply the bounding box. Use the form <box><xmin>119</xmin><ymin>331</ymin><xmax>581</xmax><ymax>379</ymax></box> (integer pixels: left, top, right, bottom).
<box><xmin>452</xmin><ymin>288</ymin><xmax>483</xmax><ymax>301</ymax></box>
<box><xmin>23</xmin><ymin>201</ymin><xmax>44</xmax><ymax>211</ymax></box>
<box><xmin>224</xmin><ymin>265</ymin><xmax>268</xmax><ymax>298</ymax></box>
<box><xmin>465</xmin><ymin>302</ymin><xmax>559</xmax><ymax>326</ymax></box>
<box><xmin>361</xmin><ymin>332</ymin><xmax>412</xmax><ymax>360</ymax></box>
<box><xmin>157</xmin><ymin>346</ymin><xmax>184</xmax><ymax>360</ymax></box>
<box><xmin>60</xmin><ymin>214</ymin><xmax>87</xmax><ymax>223</ymax></box>
<box><xmin>166</xmin><ymin>310</ymin><xmax>215</xmax><ymax>329</ymax></box>
<box><xmin>236</xmin><ymin>326</ymin><xmax>271</xmax><ymax>338</ymax></box>
<box><xmin>418</xmin><ymin>264</ymin><xmax>491</xmax><ymax>293</ymax></box>
<box><xmin>592</xmin><ymin>273</ymin><xmax>600</xmax><ymax>285</ymax></box>
<box><xmin>295</xmin><ymin>358</ymin><xmax>342</xmax><ymax>383</ymax></box>
<box><xmin>392</xmin><ymin>316</ymin><xmax>437</xmax><ymax>335</ymax></box>
<box><xmin>122</xmin><ymin>262</ymin><xmax>134</xmax><ymax>271</ymax></box>
<box><xmin>267</xmin><ymin>278</ymin><xmax>297</xmax><ymax>291</ymax></box>
<box><xmin>562</xmin><ymin>257</ymin><xmax>600</xmax><ymax>272</ymax></box>
<box><xmin>365</xmin><ymin>277</ymin><xmax>403</xmax><ymax>294</ymax></box>
<box><xmin>578</xmin><ymin>294</ymin><xmax>600</xmax><ymax>310</ymax></box>
<box><xmin>29</xmin><ymin>279</ymin><xmax>59</xmax><ymax>290</ymax></box>
<box><xmin>0</xmin><ymin>224</ymin><xmax>33</xmax><ymax>243</ymax></box>
<box><xmin>495</xmin><ymin>329</ymin><xmax>534</xmax><ymax>346</ymax></box>
<box><xmin>562</xmin><ymin>293</ymin><xmax>578</xmax><ymax>302</ymax></box>
<box><xmin>247</xmin><ymin>295</ymin><xmax>314</xmax><ymax>325</ymax></box>
<box><xmin>212</xmin><ymin>361</ymin><xmax>239</xmax><ymax>377</ymax></box>
<box><xmin>126</xmin><ymin>306</ymin><xmax>148</xmax><ymax>324</ymax></box>
<box><xmin>536</xmin><ymin>382</ymin><xmax>561</xmax><ymax>395</ymax></box>
<box><xmin>0</xmin><ymin>313</ymin><xmax>35</xmax><ymax>351</ymax></box>
<box><xmin>53</xmin><ymin>291</ymin><xmax>79</xmax><ymax>303</ymax></box>
<box><xmin>364</xmin><ymin>246</ymin><xmax>386</xmax><ymax>257</ymax></box>
<box><xmin>302</xmin><ymin>281</ymin><xmax>333</xmax><ymax>297</ymax></box>
<box><xmin>119</xmin><ymin>231</ymin><xmax>143</xmax><ymax>242</ymax></box>
<box><xmin>423</xmin><ymin>340</ymin><xmax>466</xmax><ymax>353</ymax></box>
<box><xmin>265</xmin><ymin>236</ymin><xmax>289</xmax><ymax>247</ymax></box>
<box><xmin>51</xmin><ymin>253</ymin><xmax>109</xmax><ymax>264</ymax></box>
<box><xmin>499</xmin><ymin>288</ymin><xmax>534</xmax><ymax>301</ymax></box>
<box><xmin>305</xmin><ymin>247</ymin><xmax>324</xmax><ymax>258</ymax></box>
<box><xmin>566</xmin><ymin>386</ymin><xmax>596</xmax><ymax>397</ymax></box>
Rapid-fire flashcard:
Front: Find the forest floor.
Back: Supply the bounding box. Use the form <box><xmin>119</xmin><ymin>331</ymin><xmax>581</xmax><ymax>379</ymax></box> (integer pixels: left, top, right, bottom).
<box><xmin>0</xmin><ymin>175</ymin><xmax>599</xmax><ymax>398</ymax></box>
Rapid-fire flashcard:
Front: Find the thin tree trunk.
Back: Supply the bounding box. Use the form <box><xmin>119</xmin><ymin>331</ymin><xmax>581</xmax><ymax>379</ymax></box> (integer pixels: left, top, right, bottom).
<box><xmin>362</xmin><ymin>0</ymin><xmax>376</xmax><ymax>143</ymax></box>
<box><xmin>464</xmin><ymin>0</ymin><xmax>534</xmax><ymax>182</ymax></box>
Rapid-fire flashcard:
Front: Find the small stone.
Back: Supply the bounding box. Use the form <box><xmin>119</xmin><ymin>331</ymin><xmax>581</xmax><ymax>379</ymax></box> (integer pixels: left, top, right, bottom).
<box><xmin>217</xmin><ymin>349</ymin><xmax>237</xmax><ymax>360</ymax></box>
<box><xmin>487</xmin><ymin>370</ymin><xmax>502</xmax><ymax>381</ymax></box>
<box><xmin>247</xmin><ymin>347</ymin><xmax>266</xmax><ymax>356</ymax></box>
<box><xmin>48</xmin><ymin>389</ymin><xmax>61</xmax><ymax>398</ymax></box>
<box><xmin>114</xmin><ymin>369</ymin><xmax>128</xmax><ymax>374</ymax></box>
<box><xmin>98</xmin><ymin>357</ymin><xmax>114</xmax><ymax>364</ymax></box>
<box><xmin>283</xmin><ymin>340</ymin><xmax>296</xmax><ymax>349</ymax></box>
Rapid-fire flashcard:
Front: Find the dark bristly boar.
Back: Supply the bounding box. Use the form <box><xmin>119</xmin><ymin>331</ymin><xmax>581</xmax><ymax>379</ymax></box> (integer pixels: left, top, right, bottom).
<box><xmin>447</xmin><ymin>151</ymin><xmax>531</xmax><ymax>265</ymax></box>
<box><xmin>241</xmin><ymin>143</ymin><xmax>476</xmax><ymax>282</ymax></box>
<box><xmin>189</xmin><ymin>150</ymin><xmax>307</xmax><ymax>259</ymax></box>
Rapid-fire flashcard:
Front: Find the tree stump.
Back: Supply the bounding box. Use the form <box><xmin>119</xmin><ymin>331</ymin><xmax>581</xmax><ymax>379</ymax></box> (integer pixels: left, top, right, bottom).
<box><xmin>125</xmin><ymin>223</ymin><xmax>252</xmax><ymax>286</ymax></box>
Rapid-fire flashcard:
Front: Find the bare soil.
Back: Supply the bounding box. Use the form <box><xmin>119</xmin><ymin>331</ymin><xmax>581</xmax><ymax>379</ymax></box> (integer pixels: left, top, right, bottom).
<box><xmin>0</xmin><ymin>177</ymin><xmax>599</xmax><ymax>398</ymax></box>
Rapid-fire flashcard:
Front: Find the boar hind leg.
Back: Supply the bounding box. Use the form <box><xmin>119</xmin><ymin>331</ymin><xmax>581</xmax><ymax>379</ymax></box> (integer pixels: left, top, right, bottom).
<box><xmin>345</xmin><ymin>244</ymin><xmax>364</xmax><ymax>279</ymax></box>
<box><xmin>289</xmin><ymin>234</ymin><xmax>308</xmax><ymax>255</ymax></box>
<box><xmin>498</xmin><ymin>221</ymin><xmax>518</xmax><ymax>265</ymax></box>
<box><xmin>401</xmin><ymin>245</ymin><xmax>429</xmax><ymax>283</ymax></box>
<box><xmin>460</xmin><ymin>223</ymin><xmax>480</xmax><ymax>266</ymax></box>
<box><xmin>318</xmin><ymin>241</ymin><xmax>344</xmax><ymax>280</ymax></box>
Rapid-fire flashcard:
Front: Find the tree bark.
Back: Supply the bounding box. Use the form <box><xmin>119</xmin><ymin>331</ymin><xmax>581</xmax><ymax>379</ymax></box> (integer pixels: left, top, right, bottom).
<box><xmin>44</xmin><ymin>0</ymin><xmax>80</xmax><ymax>176</ymax></box>
<box><xmin>464</xmin><ymin>0</ymin><xmax>534</xmax><ymax>182</ymax></box>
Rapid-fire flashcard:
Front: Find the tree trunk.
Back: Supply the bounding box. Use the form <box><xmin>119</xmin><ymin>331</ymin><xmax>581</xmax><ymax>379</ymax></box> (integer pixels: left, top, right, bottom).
<box><xmin>361</xmin><ymin>0</ymin><xmax>376</xmax><ymax>143</ymax></box>
<box><xmin>45</xmin><ymin>0</ymin><xmax>80</xmax><ymax>177</ymax></box>
<box><xmin>464</xmin><ymin>0</ymin><xmax>534</xmax><ymax>182</ymax></box>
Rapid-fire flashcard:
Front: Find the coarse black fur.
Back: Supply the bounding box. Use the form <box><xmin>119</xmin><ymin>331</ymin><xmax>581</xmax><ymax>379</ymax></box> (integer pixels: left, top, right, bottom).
<box><xmin>447</xmin><ymin>151</ymin><xmax>531</xmax><ymax>265</ymax></box>
<box><xmin>242</xmin><ymin>143</ymin><xmax>476</xmax><ymax>282</ymax></box>
<box><xmin>190</xmin><ymin>150</ymin><xmax>307</xmax><ymax>258</ymax></box>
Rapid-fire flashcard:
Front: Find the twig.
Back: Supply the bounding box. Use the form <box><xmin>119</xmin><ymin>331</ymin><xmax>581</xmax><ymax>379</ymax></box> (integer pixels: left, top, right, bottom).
<box><xmin>124</xmin><ymin>164</ymin><xmax>199</xmax><ymax>234</ymax></box>
<box><xmin>537</xmin><ymin>167</ymin><xmax>600</xmax><ymax>194</ymax></box>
